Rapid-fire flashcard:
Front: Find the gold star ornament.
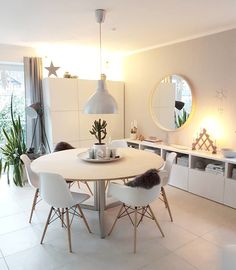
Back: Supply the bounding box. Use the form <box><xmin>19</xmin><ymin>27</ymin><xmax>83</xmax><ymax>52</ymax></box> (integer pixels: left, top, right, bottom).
<box><xmin>45</xmin><ymin>61</ymin><xmax>60</xmax><ymax>77</ymax></box>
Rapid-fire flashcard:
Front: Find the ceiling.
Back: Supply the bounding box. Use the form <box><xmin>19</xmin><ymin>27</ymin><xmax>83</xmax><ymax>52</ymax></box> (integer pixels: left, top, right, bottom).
<box><xmin>1</xmin><ymin>0</ymin><xmax>236</xmax><ymax>54</ymax></box>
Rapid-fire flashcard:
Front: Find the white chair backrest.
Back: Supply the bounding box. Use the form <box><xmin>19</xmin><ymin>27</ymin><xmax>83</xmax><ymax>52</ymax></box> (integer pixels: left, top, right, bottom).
<box><xmin>164</xmin><ymin>152</ymin><xmax>177</xmax><ymax>177</ymax></box>
<box><xmin>20</xmin><ymin>154</ymin><xmax>39</xmax><ymax>188</ymax></box>
<box><xmin>159</xmin><ymin>152</ymin><xmax>177</xmax><ymax>186</ymax></box>
<box><xmin>108</xmin><ymin>182</ymin><xmax>161</xmax><ymax>207</ymax></box>
<box><xmin>110</xmin><ymin>140</ymin><xmax>128</xmax><ymax>148</ymax></box>
<box><xmin>39</xmin><ymin>172</ymin><xmax>75</xmax><ymax>208</ymax></box>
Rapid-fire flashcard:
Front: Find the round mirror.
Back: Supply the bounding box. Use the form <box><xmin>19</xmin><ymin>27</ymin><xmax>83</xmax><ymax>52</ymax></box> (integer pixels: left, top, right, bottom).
<box><xmin>150</xmin><ymin>74</ymin><xmax>193</xmax><ymax>131</ymax></box>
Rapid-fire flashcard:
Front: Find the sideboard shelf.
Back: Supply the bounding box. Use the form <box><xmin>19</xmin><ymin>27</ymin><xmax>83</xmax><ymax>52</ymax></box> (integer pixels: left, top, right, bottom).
<box><xmin>126</xmin><ymin>139</ymin><xmax>236</xmax><ymax>209</ymax></box>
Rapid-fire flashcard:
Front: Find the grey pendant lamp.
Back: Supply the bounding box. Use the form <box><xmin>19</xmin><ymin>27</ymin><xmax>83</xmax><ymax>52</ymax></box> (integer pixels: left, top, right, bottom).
<box><xmin>83</xmin><ymin>9</ymin><xmax>118</xmax><ymax>114</ymax></box>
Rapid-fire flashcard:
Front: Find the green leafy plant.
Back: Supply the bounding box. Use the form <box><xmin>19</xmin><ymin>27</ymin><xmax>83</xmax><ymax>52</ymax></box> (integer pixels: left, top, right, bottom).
<box><xmin>0</xmin><ymin>96</ymin><xmax>27</xmax><ymax>186</ymax></box>
<box><xmin>89</xmin><ymin>119</ymin><xmax>107</xmax><ymax>145</ymax></box>
<box><xmin>175</xmin><ymin>109</ymin><xmax>189</xmax><ymax>128</ymax></box>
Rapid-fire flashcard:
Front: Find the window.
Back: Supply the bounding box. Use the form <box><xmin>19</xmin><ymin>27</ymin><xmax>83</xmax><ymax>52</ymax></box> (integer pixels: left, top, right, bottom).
<box><xmin>0</xmin><ymin>63</ymin><xmax>25</xmax><ymax>146</ymax></box>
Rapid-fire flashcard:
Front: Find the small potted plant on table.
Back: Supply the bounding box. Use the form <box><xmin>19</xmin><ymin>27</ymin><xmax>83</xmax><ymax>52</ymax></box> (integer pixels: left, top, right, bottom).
<box><xmin>89</xmin><ymin>119</ymin><xmax>107</xmax><ymax>157</ymax></box>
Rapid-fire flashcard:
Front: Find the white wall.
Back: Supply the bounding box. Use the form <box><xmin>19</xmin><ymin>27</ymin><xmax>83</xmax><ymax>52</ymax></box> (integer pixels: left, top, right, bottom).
<box><xmin>0</xmin><ymin>44</ymin><xmax>36</xmax><ymax>63</ymax></box>
<box><xmin>124</xmin><ymin>29</ymin><xmax>236</xmax><ymax>150</ymax></box>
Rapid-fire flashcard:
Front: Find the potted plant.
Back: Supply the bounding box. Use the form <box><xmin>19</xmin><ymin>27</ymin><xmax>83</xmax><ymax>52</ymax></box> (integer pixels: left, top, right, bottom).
<box><xmin>89</xmin><ymin>119</ymin><xmax>107</xmax><ymax>157</ymax></box>
<box><xmin>0</xmin><ymin>97</ymin><xmax>27</xmax><ymax>187</ymax></box>
<box><xmin>89</xmin><ymin>118</ymin><xmax>107</xmax><ymax>145</ymax></box>
<box><xmin>175</xmin><ymin>108</ymin><xmax>189</xmax><ymax>128</ymax></box>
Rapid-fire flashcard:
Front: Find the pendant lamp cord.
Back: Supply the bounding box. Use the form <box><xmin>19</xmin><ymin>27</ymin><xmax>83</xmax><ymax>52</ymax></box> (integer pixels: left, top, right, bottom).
<box><xmin>99</xmin><ymin>21</ymin><xmax>102</xmax><ymax>75</ymax></box>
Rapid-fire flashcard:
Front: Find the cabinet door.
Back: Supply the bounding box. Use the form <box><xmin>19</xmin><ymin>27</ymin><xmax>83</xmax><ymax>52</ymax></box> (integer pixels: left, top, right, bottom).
<box><xmin>189</xmin><ymin>169</ymin><xmax>224</xmax><ymax>203</ymax></box>
<box><xmin>43</xmin><ymin>78</ymin><xmax>124</xmax><ymax>149</ymax></box>
<box><xmin>43</xmin><ymin>78</ymin><xmax>78</xmax><ymax>111</ymax></box>
<box><xmin>169</xmin><ymin>164</ymin><xmax>188</xmax><ymax>190</ymax></box>
<box><xmin>224</xmin><ymin>178</ymin><xmax>236</xmax><ymax>208</ymax></box>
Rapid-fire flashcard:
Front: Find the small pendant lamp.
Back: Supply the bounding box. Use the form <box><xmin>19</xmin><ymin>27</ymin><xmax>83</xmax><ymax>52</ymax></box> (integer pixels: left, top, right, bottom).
<box><xmin>83</xmin><ymin>9</ymin><xmax>118</xmax><ymax>114</ymax></box>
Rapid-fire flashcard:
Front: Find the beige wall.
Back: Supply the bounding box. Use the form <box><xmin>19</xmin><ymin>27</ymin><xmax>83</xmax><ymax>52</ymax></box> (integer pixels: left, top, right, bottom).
<box><xmin>124</xmin><ymin>29</ymin><xmax>236</xmax><ymax>149</ymax></box>
<box><xmin>0</xmin><ymin>44</ymin><xmax>36</xmax><ymax>63</ymax></box>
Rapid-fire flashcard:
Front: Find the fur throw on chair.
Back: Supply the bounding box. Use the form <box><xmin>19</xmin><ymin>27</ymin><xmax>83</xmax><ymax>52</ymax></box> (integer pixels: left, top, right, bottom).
<box><xmin>125</xmin><ymin>169</ymin><xmax>160</xmax><ymax>189</ymax></box>
<box><xmin>54</xmin><ymin>141</ymin><xmax>75</xmax><ymax>152</ymax></box>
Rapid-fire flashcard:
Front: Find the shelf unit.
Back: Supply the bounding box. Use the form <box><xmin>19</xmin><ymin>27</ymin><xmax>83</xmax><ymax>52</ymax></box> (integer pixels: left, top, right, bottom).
<box><xmin>126</xmin><ymin>139</ymin><xmax>236</xmax><ymax>208</ymax></box>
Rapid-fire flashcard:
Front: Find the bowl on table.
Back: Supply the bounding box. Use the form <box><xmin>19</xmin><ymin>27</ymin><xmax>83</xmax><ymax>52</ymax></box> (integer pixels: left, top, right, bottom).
<box><xmin>221</xmin><ymin>148</ymin><xmax>236</xmax><ymax>158</ymax></box>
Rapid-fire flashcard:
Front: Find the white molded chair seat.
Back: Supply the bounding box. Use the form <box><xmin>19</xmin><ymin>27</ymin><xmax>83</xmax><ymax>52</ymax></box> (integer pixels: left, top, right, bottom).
<box><xmin>110</xmin><ymin>139</ymin><xmax>128</xmax><ymax>148</ymax></box>
<box><xmin>108</xmin><ymin>182</ymin><xmax>164</xmax><ymax>253</ymax></box>
<box><xmin>39</xmin><ymin>172</ymin><xmax>91</xmax><ymax>252</ymax></box>
<box><xmin>159</xmin><ymin>152</ymin><xmax>177</xmax><ymax>222</ymax></box>
<box><xmin>106</xmin><ymin>139</ymin><xmax>129</xmax><ymax>188</ymax></box>
<box><xmin>20</xmin><ymin>154</ymin><xmax>40</xmax><ymax>223</ymax></box>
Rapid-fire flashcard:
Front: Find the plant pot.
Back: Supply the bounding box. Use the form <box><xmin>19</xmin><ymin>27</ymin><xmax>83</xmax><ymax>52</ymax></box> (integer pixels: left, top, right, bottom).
<box><xmin>8</xmin><ymin>165</ymin><xmax>27</xmax><ymax>187</ymax></box>
<box><xmin>93</xmin><ymin>143</ymin><xmax>107</xmax><ymax>159</ymax></box>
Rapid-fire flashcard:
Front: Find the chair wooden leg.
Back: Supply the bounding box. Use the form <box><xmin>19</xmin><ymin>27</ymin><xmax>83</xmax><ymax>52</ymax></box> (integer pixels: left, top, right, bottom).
<box><xmin>84</xmin><ymin>181</ymin><xmax>93</xmax><ymax>196</ymax></box>
<box><xmin>77</xmin><ymin>205</ymin><xmax>91</xmax><ymax>233</ymax></box>
<box><xmin>29</xmin><ymin>188</ymin><xmax>39</xmax><ymax>223</ymax></box>
<box><xmin>134</xmin><ymin>207</ymin><xmax>138</xmax><ymax>254</ymax></box>
<box><xmin>61</xmin><ymin>208</ymin><xmax>65</xmax><ymax>227</ymax></box>
<box><xmin>148</xmin><ymin>205</ymin><xmax>164</xmax><ymax>237</ymax></box>
<box><xmin>40</xmin><ymin>207</ymin><xmax>53</xmax><ymax>244</ymax></box>
<box><xmin>105</xmin><ymin>181</ymin><xmax>109</xmax><ymax>190</ymax></box>
<box><xmin>161</xmin><ymin>186</ymin><xmax>173</xmax><ymax>222</ymax></box>
<box><xmin>66</xmin><ymin>208</ymin><xmax>72</xmax><ymax>253</ymax></box>
<box><xmin>108</xmin><ymin>204</ymin><xmax>124</xmax><ymax>236</ymax></box>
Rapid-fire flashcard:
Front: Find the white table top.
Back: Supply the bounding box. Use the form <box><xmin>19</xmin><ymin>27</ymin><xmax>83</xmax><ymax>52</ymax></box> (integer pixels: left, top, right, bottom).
<box><xmin>31</xmin><ymin>148</ymin><xmax>164</xmax><ymax>181</ymax></box>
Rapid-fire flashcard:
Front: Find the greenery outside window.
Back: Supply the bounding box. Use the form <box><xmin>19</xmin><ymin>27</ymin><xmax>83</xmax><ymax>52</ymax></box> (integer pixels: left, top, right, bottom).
<box><xmin>0</xmin><ymin>63</ymin><xmax>25</xmax><ymax>148</ymax></box>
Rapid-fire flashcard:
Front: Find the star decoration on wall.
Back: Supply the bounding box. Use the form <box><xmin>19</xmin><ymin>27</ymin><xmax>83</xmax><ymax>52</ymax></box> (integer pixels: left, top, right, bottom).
<box><xmin>45</xmin><ymin>61</ymin><xmax>60</xmax><ymax>77</ymax></box>
<box><xmin>216</xmin><ymin>89</ymin><xmax>227</xmax><ymax>101</ymax></box>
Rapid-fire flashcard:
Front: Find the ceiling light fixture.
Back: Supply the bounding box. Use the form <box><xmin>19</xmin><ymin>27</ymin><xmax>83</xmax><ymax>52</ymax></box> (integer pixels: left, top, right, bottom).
<box><xmin>83</xmin><ymin>9</ymin><xmax>118</xmax><ymax>114</ymax></box>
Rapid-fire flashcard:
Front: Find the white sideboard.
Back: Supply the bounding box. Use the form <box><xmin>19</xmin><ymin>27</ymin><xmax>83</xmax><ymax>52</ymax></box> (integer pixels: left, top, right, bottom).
<box><xmin>43</xmin><ymin>78</ymin><xmax>124</xmax><ymax>149</ymax></box>
<box><xmin>127</xmin><ymin>139</ymin><xmax>236</xmax><ymax>209</ymax></box>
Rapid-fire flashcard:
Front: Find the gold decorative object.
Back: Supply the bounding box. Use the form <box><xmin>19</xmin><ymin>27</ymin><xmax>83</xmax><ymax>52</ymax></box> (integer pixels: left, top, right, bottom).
<box><xmin>192</xmin><ymin>128</ymin><xmax>217</xmax><ymax>154</ymax></box>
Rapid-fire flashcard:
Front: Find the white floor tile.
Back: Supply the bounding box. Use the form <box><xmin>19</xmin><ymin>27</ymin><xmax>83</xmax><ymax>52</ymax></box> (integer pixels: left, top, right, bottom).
<box><xmin>158</xmin><ymin>221</ymin><xmax>198</xmax><ymax>251</ymax></box>
<box><xmin>141</xmin><ymin>253</ymin><xmax>197</xmax><ymax>270</ymax></box>
<box><xmin>1</xmin><ymin>176</ymin><xmax>235</xmax><ymax>269</ymax></box>
<box><xmin>0</xmin><ymin>226</ymin><xmax>42</xmax><ymax>257</ymax></box>
<box><xmin>174</xmin><ymin>238</ymin><xmax>222</xmax><ymax>270</ymax></box>
<box><xmin>0</xmin><ymin>258</ymin><xmax>8</xmax><ymax>270</ymax></box>
<box><xmin>202</xmin><ymin>225</ymin><xmax>236</xmax><ymax>247</ymax></box>
<box><xmin>5</xmin><ymin>245</ymin><xmax>79</xmax><ymax>270</ymax></box>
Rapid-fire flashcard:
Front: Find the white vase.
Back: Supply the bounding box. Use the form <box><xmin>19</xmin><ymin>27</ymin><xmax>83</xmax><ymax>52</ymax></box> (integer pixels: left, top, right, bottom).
<box><xmin>130</xmin><ymin>133</ymin><xmax>137</xmax><ymax>140</ymax></box>
<box><xmin>9</xmin><ymin>165</ymin><xmax>27</xmax><ymax>187</ymax></box>
<box><xmin>93</xmin><ymin>143</ymin><xmax>107</xmax><ymax>159</ymax></box>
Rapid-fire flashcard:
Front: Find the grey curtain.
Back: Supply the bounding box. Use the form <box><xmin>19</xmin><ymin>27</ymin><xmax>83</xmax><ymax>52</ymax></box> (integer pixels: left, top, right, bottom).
<box><xmin>23</xmin><ymin>57</ymin><xmax>44</xmax><ymax>153</ymax></box>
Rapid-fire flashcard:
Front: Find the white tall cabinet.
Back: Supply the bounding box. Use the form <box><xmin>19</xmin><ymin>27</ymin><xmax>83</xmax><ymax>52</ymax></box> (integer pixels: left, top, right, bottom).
<box><xmin>42</xmin><ymin>78</ymin><xmax>124</xmax><ymax>150</ymax></box>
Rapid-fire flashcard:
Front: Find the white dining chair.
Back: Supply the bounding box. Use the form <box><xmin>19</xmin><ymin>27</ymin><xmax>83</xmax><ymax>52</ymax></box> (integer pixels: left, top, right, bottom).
<box><xmin>158</xmin><ymin>152</ymin><xmax>177</xmax><ymax>222</ymax></box>
<box><xmin>107</xmin><ymin>182</ymin><xmax>164</xmax><ymax>253</ymax></box>
<box><xmin>110</xmin><ymin>139</ymin><xmax>128</xmax><ymax>148</ymax></box>
<box><xmin>39</xmin><ymin>172</ymin><xmax>91</xmax><ymax>253</ymax></box>
<box><xmin>20</xmin><ymin>154</ymin><xmax>40</xmax><ymax>223</ymax></box>
<box><xmin>106</xmin><ymin>139</ymin><xmax>129</xmax><ymax>188</ymax></box>
<box><xmin>53</xmin><ymin>141</ymin><xmax>93</xmax><ymax>195</ymax></box>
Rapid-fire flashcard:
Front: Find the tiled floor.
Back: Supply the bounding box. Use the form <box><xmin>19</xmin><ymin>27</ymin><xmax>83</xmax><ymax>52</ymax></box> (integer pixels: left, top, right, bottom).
<box><xmin>0</xmin><ymin>176</ymin><xmax>236</xmax><ymax>270</ymax></box>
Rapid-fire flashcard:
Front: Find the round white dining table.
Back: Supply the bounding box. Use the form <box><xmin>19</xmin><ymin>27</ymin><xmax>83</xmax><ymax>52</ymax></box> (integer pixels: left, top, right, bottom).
<box><xmin>31</xmin><ymin>147</ymin><xmax>164</xmax><ymax>238</ymax></box>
